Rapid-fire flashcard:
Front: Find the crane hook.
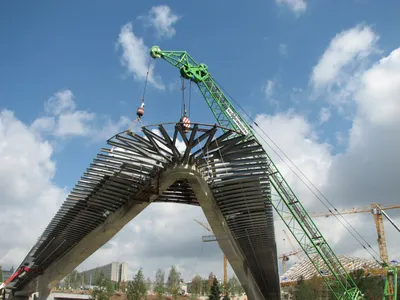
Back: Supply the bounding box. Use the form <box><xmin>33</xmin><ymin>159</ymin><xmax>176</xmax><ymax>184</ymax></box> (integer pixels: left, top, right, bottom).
<box><xmin>137</xmin><ymin>100</ymin><xmax>145</xmax><ymax>118</ymax></box>
<box><xmin>180</xmin><ymin>107</ymin><xmax>190</xmax><ymax>133</ymax></box>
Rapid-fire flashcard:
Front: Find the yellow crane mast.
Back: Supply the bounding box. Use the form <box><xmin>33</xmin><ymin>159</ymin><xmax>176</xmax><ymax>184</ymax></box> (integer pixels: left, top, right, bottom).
<box><xmin>193</xmin><ymin>219</ymin><xmax>228</xmax><ymax>295</ymax></box>
<box><xmin>291</xmin><ymin>202</ymin><xmax>400</xmax><ymax>298</ymax></box>
<box><xmin>301</xmin><ymin>202</ymin><xmax>400</xmax><ymax>264</ymax></box>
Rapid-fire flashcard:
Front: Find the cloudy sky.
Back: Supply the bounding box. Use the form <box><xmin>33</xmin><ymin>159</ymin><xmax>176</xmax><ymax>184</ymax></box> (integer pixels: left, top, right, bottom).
<box><xmin>1</xmin><ymin>0</ymin><xmax>400</xmax><ymax>283</ymax></box>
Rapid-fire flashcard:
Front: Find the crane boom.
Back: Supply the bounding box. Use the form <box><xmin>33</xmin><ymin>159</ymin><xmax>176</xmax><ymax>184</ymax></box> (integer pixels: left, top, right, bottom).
<box><xmin>194</xmin><ymin>219</ymin><xmax>212</xmax><ymax>232</ymax></box>
<box><xmin>380</xmin><ymin>209</ymin><xmax>400</xmax><ymax>233</ymax></box>
<box><xmin>283</xmin><ymin>229</ymin><xmax>301</xmax><ymax>260</ymax></box>
<box><xmin>300</xmin><ymin>203</ymin><xmax>400</xmax><ymax>219</ymax></box>
<box><xmin>151</xmin><ymin>46</ymin><xmax>364</xmax><ymax>299</ymax></box>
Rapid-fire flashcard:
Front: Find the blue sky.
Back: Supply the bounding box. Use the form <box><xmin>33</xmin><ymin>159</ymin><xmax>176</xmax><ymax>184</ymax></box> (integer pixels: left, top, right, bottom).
<box><xmin>1</xmin><ymin>0</ymin><xmax>399</xmax><ymax>189</ymax></box>
<box><xmin>1</xmin><ymin>0</ymin><xmax>400</xmax><ymax>281</ymax></box>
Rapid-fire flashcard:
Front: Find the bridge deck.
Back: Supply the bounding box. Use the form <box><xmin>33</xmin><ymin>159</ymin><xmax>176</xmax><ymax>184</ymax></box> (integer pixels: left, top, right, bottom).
<box><xmin>10</xmin><ymin>123</ymin><xmax>280</xmax><ymax>300</ymax></box>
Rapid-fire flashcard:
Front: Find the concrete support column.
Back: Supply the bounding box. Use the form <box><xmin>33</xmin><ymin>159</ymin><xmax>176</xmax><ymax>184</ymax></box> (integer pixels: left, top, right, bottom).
<box><xmin>36</xmin><ymin>278</ymin><xmax>50</xmax><ymax>300</ymax></box>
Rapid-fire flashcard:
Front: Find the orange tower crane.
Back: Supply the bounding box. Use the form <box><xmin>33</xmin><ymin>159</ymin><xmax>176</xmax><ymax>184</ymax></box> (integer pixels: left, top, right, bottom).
<box><xmin>194</xmin><ymin>219</ymin><xmax>228</xmax><ymax>295</ymax></box>
<box><xmin>280</xmin><ymin>248</ymin><xmax>303</xmax><ymax>273</ymax></box>
<box><xmin>284</xmin><ymin>202</ymin><xmax>400</xmax><ymax>298</ymax></box>
<box><xmin>280</xmin><ymin>229</ymin><xmax>303</xmax><ymax>273</ymax></box>
<box><xmin>282</xmin><ymin>229</ymin><xmax>301</xmax><ymax>260</ymax></box>
<box><xmin>298</xmin><ymin>202</ymin><xmax>400</xmax><ymax>265</ymax></box>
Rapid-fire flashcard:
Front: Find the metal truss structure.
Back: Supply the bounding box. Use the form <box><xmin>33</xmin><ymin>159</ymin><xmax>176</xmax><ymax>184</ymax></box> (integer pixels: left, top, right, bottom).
<box><xmin>9</xmin><ymin>123</ymin><xmax>279</xmax><ymax>299</ymax></box>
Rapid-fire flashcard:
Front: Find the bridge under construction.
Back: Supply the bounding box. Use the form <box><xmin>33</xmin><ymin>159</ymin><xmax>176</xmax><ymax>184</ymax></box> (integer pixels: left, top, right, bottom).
<box><xmin>6</xmin><ymin>123</ymin><xmax>280</xmax><ymax>300</ymax></box>
<box><xmin>2</xmin><ymin>46</ymin><xmax>398</xmax><ymax>300</ymax></box>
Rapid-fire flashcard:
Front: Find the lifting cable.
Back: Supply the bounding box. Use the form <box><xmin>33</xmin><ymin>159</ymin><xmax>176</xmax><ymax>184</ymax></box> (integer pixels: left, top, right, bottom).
<box><xmin>128</xmin><ymin>59</ymin><xmax>152</xmax><ymax>132</ymax></box>
<box><xmin>189</xmin><ymin>79</ymin><xmax>192</xmax><ymax>117</ymax></box>
<box><xmin>180</xmin><ymin>76</ymin><xmax>187</xmax><ymax>117</ymax></box>
<box><xmin>214</xmin><ymin>78</ymin><xmax>382</xmax><ymax>265</ymax></box>
<box><xmin>141</xmin><ymin>58</ymin><xmax>152</xmax><ymax>106</ymax></box>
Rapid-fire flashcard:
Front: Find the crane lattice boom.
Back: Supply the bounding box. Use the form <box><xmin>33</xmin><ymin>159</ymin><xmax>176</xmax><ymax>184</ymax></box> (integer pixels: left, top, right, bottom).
<box><xmin>150</xmin><ymin>46</ymin><xmax>364</xmax><ymax>299</ymax></box>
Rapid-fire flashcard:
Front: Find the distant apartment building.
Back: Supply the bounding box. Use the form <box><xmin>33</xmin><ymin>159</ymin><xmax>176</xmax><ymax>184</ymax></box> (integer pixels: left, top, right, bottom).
<box><xmin>81</xmin><ymin>262</ymin><xmax>128</xmax><ymax>284</ymax></box>
<box><xmin>1</xmin><ymin>266</ymin><xmax>14</xmax><ymax>282</ymax></box>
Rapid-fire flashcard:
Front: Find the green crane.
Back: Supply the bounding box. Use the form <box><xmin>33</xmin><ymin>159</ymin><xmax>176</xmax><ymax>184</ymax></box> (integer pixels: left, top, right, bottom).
<box><xmin>150</xmin><ymin>46</ymin><xmax>365</xmax><ymax>299</ymax></box>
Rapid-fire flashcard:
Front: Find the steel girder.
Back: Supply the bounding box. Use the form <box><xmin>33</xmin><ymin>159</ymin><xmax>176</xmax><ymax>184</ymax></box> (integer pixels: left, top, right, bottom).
<box><xmin>10</xmin><ymin>123</ymin><xmax>279</xmax><ymax>298</ymax></box>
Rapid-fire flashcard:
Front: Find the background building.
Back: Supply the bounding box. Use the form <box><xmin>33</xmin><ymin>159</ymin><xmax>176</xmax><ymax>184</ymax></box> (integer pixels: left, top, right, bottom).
<box><xmin>81</xmin><ymin>262</ymin><xmax>128</xmax><ymax>284</ymax></box>
<box><xmin>1</xmin><ymin>266</ymin><xmax>14</xmax><ymax>282</ymax></box>
<box><xmin>118</xmin><ymin>262</ymin><xmax>128</xmax><ymax>283</ymax></box>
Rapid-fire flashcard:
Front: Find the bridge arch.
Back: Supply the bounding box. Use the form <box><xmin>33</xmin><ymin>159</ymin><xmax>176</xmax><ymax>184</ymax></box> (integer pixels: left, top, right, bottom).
<box><xmin>10</xmin><ymin>123</ymin><xmax>280</xmax><ymax>300</ymax></box>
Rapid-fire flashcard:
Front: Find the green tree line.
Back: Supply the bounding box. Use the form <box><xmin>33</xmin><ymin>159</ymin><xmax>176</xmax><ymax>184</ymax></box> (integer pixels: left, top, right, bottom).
<box><xmin>287</xmin><ymin>269</ymin><xmax>400</xmax><ymax>300</ymax></box>
<box><xmin>62</xmin><ymin>266</ymin><xmax>246</xmax><ymax>300</ymax></box>
<box><xmin>189</xmin><ymin>273</ymin><xmax>244</xmax><ymax>299</ymax></box>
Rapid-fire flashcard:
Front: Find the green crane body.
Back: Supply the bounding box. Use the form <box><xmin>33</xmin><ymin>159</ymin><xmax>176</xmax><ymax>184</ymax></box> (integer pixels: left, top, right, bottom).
<box><xmin>150</xmin><ymin>46</ymin><xmax>364</xmax><ymax>299</ymax></box>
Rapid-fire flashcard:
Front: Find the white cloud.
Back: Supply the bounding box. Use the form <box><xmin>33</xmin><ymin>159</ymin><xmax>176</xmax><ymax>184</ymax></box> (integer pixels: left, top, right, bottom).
<box><xmin>0</xmin><ymin>90</ymin><xmax>134</xmax><ymax>269</ymax></box>
<box><xmin>31</xmin><ymin>90</ymin><xmax>130</xmax><ymax>141</ymax></box>
<box><xmin>276</xmin><ymin>0</ymin><xmax>307</xmax><ymax>14</ymax></box>
<box><xmin>30</xmin><ymin>116</ymin><xmax>56</xmax><ymax>137</ymax></box>
<box><xmin>140</xmin><ymin>5</ymin><xmax>180</xmax><ymax>39</ymax></box>
<box><xmin>55</xmin><ymin>111</ymin><xmax>95</xmax><ymax>137</ymax></box>
<box><xmin>311</xmin><ymin>25</ymin><xmax>378</xmax><ymax>89</ymax></box>
<box><xmin>324</xmin><ymin>47</ymin><xmax>400</xmax><ymax>213</ymax></box>
<box><xmin>318</xmin><ymin>107</ymin><xmax>331</xmax><ymax>124</ymax></box>
<box><xmin>278</xmin><ymin>43</ymin><xmax>288</xmax><ymax>56</ymax></box>
<box><xmin>264</xmin><ymin>79</ymin><xmax>280</xmax><ymax>108</ymax></box>
<box><xmin>355</xmin><ymin>48</ymin><xmax>400</xmax><ymax>125</ymax></box>
<box><xmin>0</xmin><ymin>110</ymin><xmax>66</xmax><ymax>267</ymax></box>
<box><xmin>264</xmin><ymin>79</ymin><xmax>275</xmax><ymax>99</ymax></box>
<box><xmin>91</xmin><ymin>116</ymin><xmax>131</xmax><ymax>142</ymax></box>
<box><xmin>45</xmin><ymin>90</ymin><xmax>76</xmax><ymax>116</ymax></box>
<box><xmin>335</xmin><ymin>131</ymin><xmax>345</xmax><ymax>145</ymax></box>
<box><xmin>77</xmin><ymin>201</ymin><xmax>223</xmax><ymax>281</ymax></box>
<box><xmin>254</xmin><ymin>45</ymin><xmax>400</xmax><ymax>265</ymax></box>
<box><xmin>253</xmin><ymin>112</ymin><xmax>332</xmax><ymax>210</ymax></box>
<box><xmin>117</xmin><ymin>23</ymin><xmax>164</xmax><ymax>90</ymax></box>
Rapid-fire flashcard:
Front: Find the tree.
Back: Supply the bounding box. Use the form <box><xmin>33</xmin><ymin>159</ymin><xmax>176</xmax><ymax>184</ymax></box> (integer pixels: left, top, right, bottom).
<box><xmin>294</xmin><ymin>276</ymin><xmax>317</xmax><ymax>300</ymax></box>
<box><xmin>209</xmin><ymin>277</ymin><xmax>221</xmax><ymax>300</ymax></box>
<box><xmin>201</xmin><ymin>279</ymin><xmax>210</xmax><ymax>296</ymax></box>
<box><xmin>0</xmin><ymin>266</ymin><xmax>3</xmax><ymax>282</ymax></box>
<box><xmin>208</xmin><ymin>272</ymin><xmax>214</xmax><ymax>287</ymax></box>
<box><xmin>64</xmin><ymin>270</ymin><xmax>83</xmax><ymax>290</ymax></box>
<box><xmin>90</xmin><ymin>272</ymin><xmax>115</xmax><ymax>300</ymax></box>
<box><xmin>167</xmin><ymin>266</ymin><xmax>181</xmax><ymax>300</ymax></box>
<box><xmin>127</xmin><ymin>268</ymin><xmax>147</xmax><ymax>300</ymax></box>
<box><xmin>120</xmin><ymin>281</ymin><xmax>126</xmax><ymax>291</ymax></box>
<box><xmin>227</xmin><ymin>276</ymin><xmax>240</xmax><ymax>299</ymax></box>
<box><xmin>191</xmin><ymin>275</ymin><xmax>202</xmax><ymax>296</ymax></box>
<box><xmin>146</xmin><ymin>277</ymin><xmax>152</xmax><ymax>293</ymax></box>
<box><xmin>237</xmin><ymin>282</ymin><xmax>244</xmax><ymax>296</ymax></box>
<box><xmin>154</xmin><ymin>269</ymin><xmax>165</xmax><ymax>300</ymax></box>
